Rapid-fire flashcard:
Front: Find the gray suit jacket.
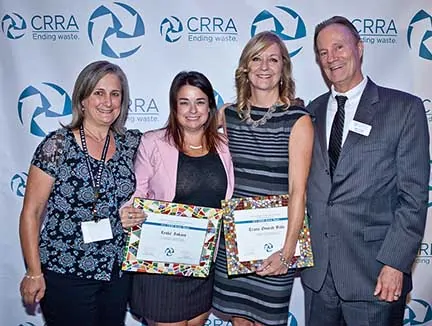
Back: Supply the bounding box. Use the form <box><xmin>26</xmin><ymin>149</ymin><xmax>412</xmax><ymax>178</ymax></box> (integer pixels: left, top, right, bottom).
<box><xmin>301</xmin><ymin>78</ymin><xmax>429</xmax><ymax>301</ymax></box>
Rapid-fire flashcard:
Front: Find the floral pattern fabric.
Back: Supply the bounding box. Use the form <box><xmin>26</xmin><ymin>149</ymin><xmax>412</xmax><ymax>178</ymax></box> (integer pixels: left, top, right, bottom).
<box><xmin>32</xmin><ymin>127</ymin><xmax>141</xmax><ymax>281</ymax></box>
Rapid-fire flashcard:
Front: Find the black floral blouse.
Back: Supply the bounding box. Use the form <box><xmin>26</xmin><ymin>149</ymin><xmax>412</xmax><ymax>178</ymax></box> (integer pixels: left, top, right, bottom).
<box><xmin>32</xmin><ymin>127</ymin><xmax>141</xmax><ymax>281</ymax></box>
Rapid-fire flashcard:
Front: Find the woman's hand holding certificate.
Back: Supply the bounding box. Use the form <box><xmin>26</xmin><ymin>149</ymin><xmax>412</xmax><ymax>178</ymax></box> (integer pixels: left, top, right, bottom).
<box><xmin>120</xmin><ymin>206</ymin><xmax>146</xmax><ymax>230</ymax></box>
<box><xmin>221</xmin><ymin>195</ymin><xmax>313</xmax><ymax>276</ymax></box>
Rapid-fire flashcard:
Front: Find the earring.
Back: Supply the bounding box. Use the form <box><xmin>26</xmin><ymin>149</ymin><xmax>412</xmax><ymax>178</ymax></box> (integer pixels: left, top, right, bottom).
<box><xmin>280</xmin><ymin>79</ymin><xmax>283</xmax><ymax>86</ymax></box>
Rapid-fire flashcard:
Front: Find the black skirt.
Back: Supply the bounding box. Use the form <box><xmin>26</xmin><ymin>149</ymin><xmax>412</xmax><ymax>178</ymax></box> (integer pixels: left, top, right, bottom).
<box><xmin>129</xmin><ymin>269</ymin><xmax>215</xmax><ymax>322</ymax></box>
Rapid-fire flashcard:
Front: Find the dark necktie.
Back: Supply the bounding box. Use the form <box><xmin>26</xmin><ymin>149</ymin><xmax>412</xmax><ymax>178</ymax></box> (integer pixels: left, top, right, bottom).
<box><xmin>328</xmin><ymin>95</ymin><xmax>348</xmax><ymax>178</ymax></box>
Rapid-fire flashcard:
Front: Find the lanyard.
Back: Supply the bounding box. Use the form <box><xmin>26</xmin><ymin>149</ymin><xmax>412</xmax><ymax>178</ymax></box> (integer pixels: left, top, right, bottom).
<box><xmin>79</xmin><ymin>125</ymin><xmax>111</xmax><ymax>222</ymax></box>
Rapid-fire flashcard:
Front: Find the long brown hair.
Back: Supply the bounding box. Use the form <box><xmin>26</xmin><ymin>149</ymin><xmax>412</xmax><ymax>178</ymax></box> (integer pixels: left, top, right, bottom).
<box><xmin>165</xmin><ymin>71</ymin><xmax>225</xmax><ymax>152</ymax></box>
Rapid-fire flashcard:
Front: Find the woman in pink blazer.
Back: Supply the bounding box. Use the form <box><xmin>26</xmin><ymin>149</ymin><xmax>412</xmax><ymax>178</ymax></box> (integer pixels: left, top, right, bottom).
<box><xmin>121</xmin><ymin>71</ymin><xmax>234</xmax><ymax>326</ymax></box>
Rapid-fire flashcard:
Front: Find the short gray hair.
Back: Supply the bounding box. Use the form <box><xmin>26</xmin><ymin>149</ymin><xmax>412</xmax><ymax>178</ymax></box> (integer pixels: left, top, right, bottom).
<box><xmin>314</xmin><ymin>16</ymin><xmax>361</xmax><ymax>56</ymax></box>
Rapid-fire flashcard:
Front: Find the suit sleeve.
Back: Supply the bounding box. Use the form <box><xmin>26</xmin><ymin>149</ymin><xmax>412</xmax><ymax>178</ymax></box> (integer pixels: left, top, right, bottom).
<box><xmin>376</xmin><ymin>96</ymin><xmax>429</xmax><ymax>273</ymax></box>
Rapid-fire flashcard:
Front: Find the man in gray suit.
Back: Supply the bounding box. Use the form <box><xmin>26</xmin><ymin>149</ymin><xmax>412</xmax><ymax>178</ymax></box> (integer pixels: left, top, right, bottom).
<box><xmin>301</xmin><ymin>16</ymin><xmax>429</xmax><ymax>325</ymax></box>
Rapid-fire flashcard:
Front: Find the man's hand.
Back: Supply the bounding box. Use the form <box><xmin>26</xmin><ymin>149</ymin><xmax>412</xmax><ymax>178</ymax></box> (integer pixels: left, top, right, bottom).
<box><xmin>374</xmin><ymin>265</ymin><xmax>403</xmax><ymax>302</ymax></box>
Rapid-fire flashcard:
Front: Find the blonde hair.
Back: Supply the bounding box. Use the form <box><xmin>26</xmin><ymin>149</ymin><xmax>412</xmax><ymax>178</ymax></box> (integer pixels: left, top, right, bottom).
<box><xmin>235</xmin><ymin>31</ymin><xmax>299</xmax><ymax>118</ymax></box>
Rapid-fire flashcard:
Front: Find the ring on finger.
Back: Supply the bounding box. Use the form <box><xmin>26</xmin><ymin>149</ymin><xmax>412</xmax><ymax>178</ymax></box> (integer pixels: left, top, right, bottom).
<box><xmin>128</xmin><ymin>212</ymin><xmax>133</xmax><ymax>219</ymax></box>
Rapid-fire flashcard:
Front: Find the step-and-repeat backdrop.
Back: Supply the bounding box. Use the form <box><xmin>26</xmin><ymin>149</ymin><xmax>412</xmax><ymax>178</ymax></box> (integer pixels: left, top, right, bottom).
<box><xmin>1</xmin><ymin>0</ymin><xmax>431</xmax><ymax>325</ymax></box>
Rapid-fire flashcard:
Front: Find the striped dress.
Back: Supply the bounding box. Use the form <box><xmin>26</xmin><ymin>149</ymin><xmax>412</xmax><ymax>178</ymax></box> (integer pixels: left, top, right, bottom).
<box><xmin>212</xmin><ymin>104</ymin><xmax>309</xmax><ymax>325</ymax></box>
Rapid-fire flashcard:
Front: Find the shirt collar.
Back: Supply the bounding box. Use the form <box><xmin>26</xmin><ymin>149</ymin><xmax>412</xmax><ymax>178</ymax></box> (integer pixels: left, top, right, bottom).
<box><xmin>331</xmin><ymin>77</ymin><xmax>368</xmax><ymax>101</ymax></box>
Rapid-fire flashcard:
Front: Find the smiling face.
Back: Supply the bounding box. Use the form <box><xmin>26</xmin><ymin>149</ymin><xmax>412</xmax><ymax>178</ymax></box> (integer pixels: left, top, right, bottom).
<box><xmin>81</xmin><ymin>73</ymin><xmax>122</xmax><ymax>128</ymax></box>
<box><xmin>176</xmin><ymin>85</ymin><xmax>209</xmax><ymax>133</ymax></box>
<box><xmin>247</xmin><ymin>42</ymin><xmax>283</xmax><ymax>94</ymax></box>
<box><xmin>316</xmin><ymin>23</ymin><xmax>364</xmax><ymax>93</ymax></box>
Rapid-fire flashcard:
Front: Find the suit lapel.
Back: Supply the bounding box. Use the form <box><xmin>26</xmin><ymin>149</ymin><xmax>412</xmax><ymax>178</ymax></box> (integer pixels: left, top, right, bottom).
<box><xmin>338</xmin><ymin>78</ymin><xmax>380</xmax><ymax>165</ymax></box>
<box><xmin>313</xmin><ymin>93</ymin><xmax>331</xmax><ymax>170</ymax></box>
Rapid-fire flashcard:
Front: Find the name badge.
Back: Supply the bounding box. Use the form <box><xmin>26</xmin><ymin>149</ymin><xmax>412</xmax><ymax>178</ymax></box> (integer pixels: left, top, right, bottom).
<box><xmin>81</xmin><ymin>218</ymin><xmax>113</xmax><ymax>243</ymax></box>
<box><xmin>349</xmin><ymin>120</ymin><xmax>371</xmax><ymax>136</ymax></box>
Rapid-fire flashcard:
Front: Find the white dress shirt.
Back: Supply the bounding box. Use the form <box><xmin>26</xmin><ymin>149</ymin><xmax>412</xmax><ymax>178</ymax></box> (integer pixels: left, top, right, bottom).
<box><xmin>326</xmin><ymin>77</ymin><xmax>368</xmax><ymax>149</ymax></box>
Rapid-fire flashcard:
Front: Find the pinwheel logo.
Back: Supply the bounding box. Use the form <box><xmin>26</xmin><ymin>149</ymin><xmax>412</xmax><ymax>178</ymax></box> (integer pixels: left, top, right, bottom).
<box><xmin>213</xmin><ymin>89</ymin><xmax>224</xmax><ymax>109</ymax></box>
<box><xmin>264</xmin><ymin>242</ymin><xmax>274</xmax><ymax>252</ymax></box>
<box><xmin>88</xmin><ymin>2</ymin><xmax>145</xmax><ymax>58</ymax></box>
<box><xmin>424</xmin><ymin>99</ymin><xmax>432</xmax><ymax>123</ymax></box>
<box><xmin>288</xmin><ymin>312</ymin><xmax>298</xmax><ymax>326</ymax></box>
<box><xmin>251</xmin><ymin>6</ymin><xmax>306</xmax><ymax>57</ymax></box>
<box><xmin>17</xmin><ymin>82</ymin><xmax>72</xmax><ymax>137</ymax></box>
<box><xmin>404</xmin><ymin>299</ymin><xmax>432</xmax><ymax>325</ymax></box>
<box><xmin>11</xmin><ymin>172</ymin><xmax>28</xmax><ymax>197</ymax></box>
<box><xmin>160</xmin><ymin>16</ymin><xmax>183</xmax><ymax>43</ymax></box>
<box><xmin>428</xmin><ymin>160</ymin><xmax>432</xmax><ymax>207</ymax></box>
<box><xmin>1</xmin><ymin>12</ymin><xmax>26</xmax><ymax>39</ymax></box>
<box><xmin>407</xmin><ymin>10</ymin><xmax>432</xmax><ymax>61</ymax></box>
<box><xmin>165</xmin><ymin>247</ymin><xmax>175</xmax><ymax>257</ymax></box>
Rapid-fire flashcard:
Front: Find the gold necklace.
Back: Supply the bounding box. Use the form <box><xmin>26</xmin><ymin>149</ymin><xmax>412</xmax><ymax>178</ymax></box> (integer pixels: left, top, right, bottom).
<box><xmin>84</xmin><ymin>127</ymin><xmax>108</xmax><ymax>143</ymax></box>
<box><xmin>243</xmin><ymin>103</ymin><xmax>279</xmax><ymax>127</ymax></box>
<box><xmin>189</xmin><ymin>144</ymin><xmax>203</xmax><ymax>150</ymax></box>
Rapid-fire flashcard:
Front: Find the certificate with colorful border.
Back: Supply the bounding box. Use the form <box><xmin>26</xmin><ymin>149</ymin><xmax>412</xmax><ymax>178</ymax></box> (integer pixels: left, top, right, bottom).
<box><xmin>122</xmin><ymin>198</ymin><xmax>222</xmax><ymax>278</ymax></box>
<box><xmin>221</xmin><ymin>194</ymin><xmax>313</xmax><ymax>276</ymax></box>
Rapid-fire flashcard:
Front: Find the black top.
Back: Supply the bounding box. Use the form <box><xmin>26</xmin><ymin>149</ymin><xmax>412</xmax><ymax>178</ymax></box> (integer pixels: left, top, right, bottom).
<box><xmin>173</xmin><ymin>151</ymin><xmax>227</xmax><ymax>209</ymax></box>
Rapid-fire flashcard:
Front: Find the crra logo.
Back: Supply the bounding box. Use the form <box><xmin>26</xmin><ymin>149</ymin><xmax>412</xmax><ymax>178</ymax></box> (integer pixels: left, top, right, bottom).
<box><xmin>404</xmin><ymin>299</ymin><xmax>432</xmax><ymax>325</ymax></box>
<box><xmin>18</xmin><ymin>82</ymin><xmax>72</xmax><ymax>137</ymax></box>
<box><xmin>1</xmin><ymin>12</ymin><xmax>27</xmax><ymax>39</ymax></box>
<box><xmin>11</xmin><ymin>172</ymin><xmax>28</xmax><ymax>197</ymax></box>
<box><xmin>407</xmin><ymin>10</ymin><xmax>432</xmax><ymax>61</ymax></box>
<box><xmin>160</xmin><ymin>16</ymin><xmax>183</xmax><ymax>43</ymax></box>
<box><xmin>251</xmin><ymin>6</ymin><xmax>306</xmax><ymax>57</ymax></box>
<box><xmin>88</xmin><ymin>2</ymin><xmax>145</xmax><ymax>58</ymax></box>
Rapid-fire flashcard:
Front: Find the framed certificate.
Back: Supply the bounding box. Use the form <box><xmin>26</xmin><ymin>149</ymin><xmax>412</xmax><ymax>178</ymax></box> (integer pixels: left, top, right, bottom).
<box><xmin>222</xmin><ymin>194</ymin><xmax>313</xmax><ymax>276</ymax></box>
<box><xmin>122</xmin><ymin>198</ymin><xmax>222</xmax><ymax>278</ymax></box>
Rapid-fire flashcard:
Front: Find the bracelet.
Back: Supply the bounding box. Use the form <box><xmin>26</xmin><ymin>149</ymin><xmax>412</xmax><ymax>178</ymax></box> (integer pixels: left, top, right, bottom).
<box><xmin>278</xmin><ymin>250</ymin><xmax>290</xmax><ymax>269</ymax></box>
<box><xmin>24</xmin><ymin>272</ymin><xmax>44</xmax><ymax>280</ymax></box>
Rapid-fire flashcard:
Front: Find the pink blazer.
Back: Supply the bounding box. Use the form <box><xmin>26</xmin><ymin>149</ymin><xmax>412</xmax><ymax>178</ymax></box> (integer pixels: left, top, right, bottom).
<box><xmin>132</xmin><ymin>129</ymin><xmax>234</xmax><ymax>203</ymax></box>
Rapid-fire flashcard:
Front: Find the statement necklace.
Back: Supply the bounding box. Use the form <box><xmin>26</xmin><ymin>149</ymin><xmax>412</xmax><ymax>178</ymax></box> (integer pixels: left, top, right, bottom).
<box><xmin>243</xmin><ymin>103</ymin><xmax>278</xmax><ymax>127</ymax></box>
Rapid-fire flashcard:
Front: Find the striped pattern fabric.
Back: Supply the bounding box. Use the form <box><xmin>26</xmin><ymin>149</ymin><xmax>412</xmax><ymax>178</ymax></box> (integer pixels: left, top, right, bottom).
<box><xmin>212</xmin><ymin>104</ymin><xmax>309</xmax><ymax>325</ymax></box>
<box><xmin>328</xmin><ymin>95</ymin><xmax>347</xmax><ymax>178</ymax></box>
